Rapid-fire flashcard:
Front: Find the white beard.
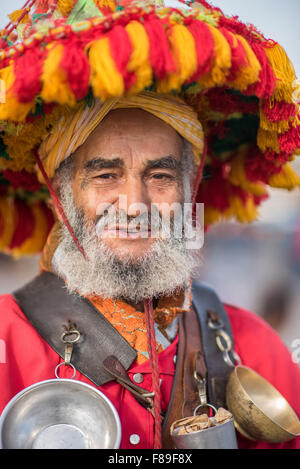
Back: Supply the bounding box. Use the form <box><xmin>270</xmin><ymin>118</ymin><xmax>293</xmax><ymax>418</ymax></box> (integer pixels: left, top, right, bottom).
<box><xmin>53</xmin><ymin>231</ymin><xmax>202</xmax><ymax>302</ymax></box>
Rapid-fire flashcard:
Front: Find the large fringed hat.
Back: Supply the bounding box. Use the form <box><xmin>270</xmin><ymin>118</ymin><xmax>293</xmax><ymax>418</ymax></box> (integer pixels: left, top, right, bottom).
<box><xmin>0</xmin><ymin>0</ymin><xmax>300</xmax><ymax>257</ymax></box>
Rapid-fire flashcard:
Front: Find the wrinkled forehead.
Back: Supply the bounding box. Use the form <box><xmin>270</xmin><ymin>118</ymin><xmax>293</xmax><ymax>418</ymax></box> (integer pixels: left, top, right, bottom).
<box><xmin>73</xmin><ymin>108</ymin><xmax>183</xmax><ymax>171</ymax></box>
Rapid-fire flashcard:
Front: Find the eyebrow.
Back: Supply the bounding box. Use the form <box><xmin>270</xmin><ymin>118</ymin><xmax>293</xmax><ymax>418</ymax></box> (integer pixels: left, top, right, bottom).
<box><xmin>144</xmin><ymin>155</ymin><xmax>180</xmax><ymax>172</ymax></box>
<box><xmin>84</xmin><ymin>157</ymin><xmax>124</xmax><ymax>171</ymax></box>
<box><xmin>83</xmin><ymin>155</ymin><xmax>180</xmax><ymax>173</ymax></box>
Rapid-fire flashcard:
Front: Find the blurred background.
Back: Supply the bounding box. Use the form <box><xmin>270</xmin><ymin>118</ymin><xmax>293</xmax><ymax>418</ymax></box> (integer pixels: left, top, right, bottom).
<box><xmin>0</xmin><ymin>0</ymin><xmax>299</xmax><ymax>355</ymax></box>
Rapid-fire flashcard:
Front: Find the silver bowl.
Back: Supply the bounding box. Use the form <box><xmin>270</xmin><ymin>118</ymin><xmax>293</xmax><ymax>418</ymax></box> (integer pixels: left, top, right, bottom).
<box><xmin>0</xmin><ymin>379</ymin><xmax>121</xmax><ymax>449</ymax></box>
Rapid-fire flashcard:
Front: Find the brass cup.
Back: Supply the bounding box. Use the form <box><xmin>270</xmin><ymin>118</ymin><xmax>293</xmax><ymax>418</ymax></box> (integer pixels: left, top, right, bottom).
<box><xmin>226</xmin><ymin>366</ymin><xmax>300</xmax><ymax>443</ymax></box>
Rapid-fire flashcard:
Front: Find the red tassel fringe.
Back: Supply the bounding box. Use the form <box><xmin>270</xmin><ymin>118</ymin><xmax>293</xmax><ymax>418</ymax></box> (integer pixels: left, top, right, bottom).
<box><xmin>13</xmin><ymin>46</ymin><xmax>44</xmax><ymax>103</ymax></box>
<box><xmin>186</xmin><ymin>19</ymin><xmax>214</xmax><ymax>81</ymax></box>
<box><xmin>220</xmin><ymin>27</ymin><xmax>247</xmax><ymax>82</ymax></box>
<box><xmin>279</xmin><ymin>124</ymin><xmax>300</xmax><ymax>154</ymax></box>
<box><xmin>108</xmin><ymin>25</ymin><xmax>135</xmax><ymax>90</ymax></box>
<box><xmin>245</xmin><ymin>43</ymin><xmax>276</xmax><ymax>98</ymax></box>
<box><xmin>61</xmin><ymin>39</ymin><xmax>91</xmax><ymax>100</ymax></box>
<box><xmin>9</xmin><ymin>199</ymin><xmax>35</xmax><ymax>249</ymax></box>
<box><xmin>144</xmin><ymin>14</ymin><xmax>176</xmax><ymax>80</ymax></box>
<box><xmin>197</xmin><ymin>167</ymin><xmax>231</xmax><ymax>212</ymax></box>
<box><xmin>263</xmin><ymin>100</ymin><xmax>297</xmax><ymax>123</ymax></box>
<box><xmin>244</xmin><ymin>147</ymin><xmax>283</xmax><ymax>183</ymax></box>
<box><xmin>218</xmin><ymin>15</ymin><xmax>273</xmax><ymax>46</ymax></box>
<box><xmin>3</xmin><ymin>169</ymin><xmax>42</xmax><ymax>192</ymax></box>
<box><xmin>206</xmin><ymin>88</ymin><xmax>258</xmax><ymax>115</ymax></box>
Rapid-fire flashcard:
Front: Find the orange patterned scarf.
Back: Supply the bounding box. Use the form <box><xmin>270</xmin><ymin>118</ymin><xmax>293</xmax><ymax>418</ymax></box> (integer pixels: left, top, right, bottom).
<box><xmin>40</xmin><ymin>223</ymin><xmax>192</xmax><ymax>364</ymax></box>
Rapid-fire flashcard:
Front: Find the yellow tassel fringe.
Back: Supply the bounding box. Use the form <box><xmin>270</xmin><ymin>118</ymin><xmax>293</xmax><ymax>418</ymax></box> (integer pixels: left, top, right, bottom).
<box><xmin>265</xmin><ymin>43</ymin><xmax>296</xmax><ymax>102</ymax></box>
<box><xmin>157</xmin><ymin>24</ymin><xmax>198</xmax><ymax>93</ymax></box>
<box><xmin>125</xmin><ymin>21</ymin><xmax>153</xmax><ymax>95</ymax></box>
<box><xmin>204</xmin><ymin>194</ymin><xmax>258</xmax><ymax>226</ymax></box>
<box><xmin>94</xmin><ymin>0</ymin><xmax>116</xmax><ymax>12</ymax></box>
<box><xmin>0</xmin><ymin>65</ymin><xmax>34</xmax><ymax>122</ymax></box>
<box><xmin>227</xmin><ymin>195</ymin><xmax>258</xmax><ymax>223</ymax></box>
<box><xmin>88</xmin><ymin>37</ymin><xmax>124</xmax><ymax>100</ymax></box>
<box><xmin>41</xmin><ymin>44</ymin><xmax>76</xmax><ymax>105</ymax></box>
<box><xmin>57</xmin><ymin>0</ymin><xmax>76</xmax><ymax>17</ymax></box>
<box><xmin>230</xmin><ymin>34</ymin><xmax>261</xmax><ymax>91</ymax></box>
<box><xmin>257</xmin><ymin>127</ymin><xmax>280</xmax><ymax>153</ymax></box>
<box><xmin>201</xmin><ymin>24</ymin><xmax>232</xmax><ymax>88</ymax></box>
<box><xmin>8</xmin><ymin>9</ymin><xmax>29</xmax><ymax>24</ymax></box>
<box><xmin>269</xmin><ymin>163</ymin><xmax>300</xmax><ymax>190</ymax></box>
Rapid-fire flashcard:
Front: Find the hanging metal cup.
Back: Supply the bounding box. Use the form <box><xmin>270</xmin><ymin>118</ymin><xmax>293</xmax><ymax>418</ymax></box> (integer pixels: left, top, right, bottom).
<box><xmin>170</xmin><ymin>404</ymin><xmax>238</xmax><ymax>450</ymax></box>
<box><xmin>171</xmin><ymin>418</ymin><xmax>238</xmax><ymax>449</ymax></box>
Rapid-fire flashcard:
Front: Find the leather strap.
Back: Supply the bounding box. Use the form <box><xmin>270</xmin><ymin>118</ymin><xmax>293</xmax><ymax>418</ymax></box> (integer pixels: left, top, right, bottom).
<box><xmin>192</xmin><ymin>281</ymin><xmax>235</xmax><ymax>408</ymax></box>
<box><xmin>162</xmin><ymin>306</ymin><xmax>209</xmax><ymax>449</ymax></box>
<box><xmin>162</xmin><ymin>282</ymin><xmax>235</xmax><ymax>448</ymax></box>
<box><xmin>13</xmin><ymin>271</ymin><xmax>137</xmax><ymax>387</ymax></box>
<box><xmin>182</xmin><ymin>306</ymin><xmax>207</xmax><ymax>418</ymax></box>
<box><xmin>102</xmin><ymin>355</ymin><xmax>154</xmax><ymax>411</ymax></box>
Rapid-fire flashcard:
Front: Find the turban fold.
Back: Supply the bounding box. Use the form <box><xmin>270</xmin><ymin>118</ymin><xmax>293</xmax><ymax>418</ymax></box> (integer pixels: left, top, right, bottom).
<box><xmin>38</xmin><ymin>92</ymin><xmax>204</xmax><ymax>180</ymax></box>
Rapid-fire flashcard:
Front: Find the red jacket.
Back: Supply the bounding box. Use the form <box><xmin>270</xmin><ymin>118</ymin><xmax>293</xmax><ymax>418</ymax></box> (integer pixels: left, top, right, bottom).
<box><xmin>0</xmin><ymin>294</ymin><xmax>299</xmax><ymax>449</ymax></box>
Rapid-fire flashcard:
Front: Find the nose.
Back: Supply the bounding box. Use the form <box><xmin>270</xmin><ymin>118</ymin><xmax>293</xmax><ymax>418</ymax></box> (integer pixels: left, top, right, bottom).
<box><xmin>118</xmin><ymin>174</ymin><xmax>151</xmax><ymax>216</ymax></box>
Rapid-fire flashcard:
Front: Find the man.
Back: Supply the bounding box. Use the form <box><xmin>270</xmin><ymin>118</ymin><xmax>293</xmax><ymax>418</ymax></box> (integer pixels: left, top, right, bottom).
<box><xmin>0</xmin><ymin>0</ymin><xmax>300</xmax><ymax>450</ymax></box>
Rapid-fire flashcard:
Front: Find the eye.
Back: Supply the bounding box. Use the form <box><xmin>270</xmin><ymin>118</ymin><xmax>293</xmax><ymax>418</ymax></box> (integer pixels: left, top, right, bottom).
<box><xmin>96</xmin><ymin>173</ymin><xmax>118</xmax><ymax>180</ymax></box>
<box><xmin>151</xmin><ymin>173</ymin><xmax>175</xmax><ymax>180</ymax></box>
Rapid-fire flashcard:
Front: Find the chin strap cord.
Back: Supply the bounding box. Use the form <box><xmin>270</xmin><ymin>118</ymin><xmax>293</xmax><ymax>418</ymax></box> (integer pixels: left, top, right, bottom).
<box><xmin>144</xmin><ymin>298</ymin><xmax>162</xmax><ymax>449</ymax></box>
<box><xmin>34</xmin><ymin>148</ymin><xmax>88</xmax><ymax>260</ymax></box>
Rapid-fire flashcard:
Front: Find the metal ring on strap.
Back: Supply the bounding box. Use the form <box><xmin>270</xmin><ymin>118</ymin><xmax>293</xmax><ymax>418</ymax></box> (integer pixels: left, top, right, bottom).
<box><xmin>55</xmin><ymin>362</ymin><xmax>77</xmax><ymax>380</ymax></box>
<box><xmin>60</xmin><ymin>329</ymin><xmax>81</xmax><ymax>344</ymax></box>
<box><xmin>193</xmin><ymin>403</ymin><xmax>218</xmax><ymax>417</ymax></box>
<box><xmin>207</xmin><ymin>317</ymin><xmax>224</xmax><ymax>331</ymax></box>
<box><xmin>215</xmin><ymin>329</ymin><xmax>232</xmax><ymax>353</ymax></box>
<box><xmin>215</xmin><ymin>329</ymin><xmax>235</xmax><ymax>368</ymax></box>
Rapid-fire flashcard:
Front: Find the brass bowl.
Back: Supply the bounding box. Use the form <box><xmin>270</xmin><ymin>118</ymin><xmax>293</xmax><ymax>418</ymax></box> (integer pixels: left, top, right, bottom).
<box><xmin>226</xmin><ymin>366</ymin><xmax>300</xmax><ymax>443</ymax></box>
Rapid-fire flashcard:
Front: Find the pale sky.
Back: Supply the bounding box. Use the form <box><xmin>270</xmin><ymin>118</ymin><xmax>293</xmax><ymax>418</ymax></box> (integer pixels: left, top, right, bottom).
<box><xmin>0</xmin><ymin>0</ymin><xmax>299</xmax><ymax>75</ymax></box>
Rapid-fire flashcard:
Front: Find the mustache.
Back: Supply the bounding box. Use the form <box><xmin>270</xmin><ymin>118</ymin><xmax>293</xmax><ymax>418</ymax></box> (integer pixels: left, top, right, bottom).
<box><xmin>94</xmin><ymin>206</ymin><xmax>180</xmax><ymax>238</ymax></box>
<box><xmin>95</xmin><ymin>209</ymin><xmax>160</xmax><ymax>234</ymax></box>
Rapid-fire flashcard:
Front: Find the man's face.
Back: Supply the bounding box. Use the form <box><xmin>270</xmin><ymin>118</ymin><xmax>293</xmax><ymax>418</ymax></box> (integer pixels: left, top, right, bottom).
<box><xmin>71</xmin><ymin>108</ymin><xmax>184</xmax><ymax>260</ymax></box>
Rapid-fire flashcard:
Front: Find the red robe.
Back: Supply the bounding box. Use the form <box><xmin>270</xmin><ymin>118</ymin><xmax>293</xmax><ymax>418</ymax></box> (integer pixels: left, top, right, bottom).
<box><xmin>0</xmin><ymin>293</ymin><xmax>299</xmax><ymax>449</ymax></box>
